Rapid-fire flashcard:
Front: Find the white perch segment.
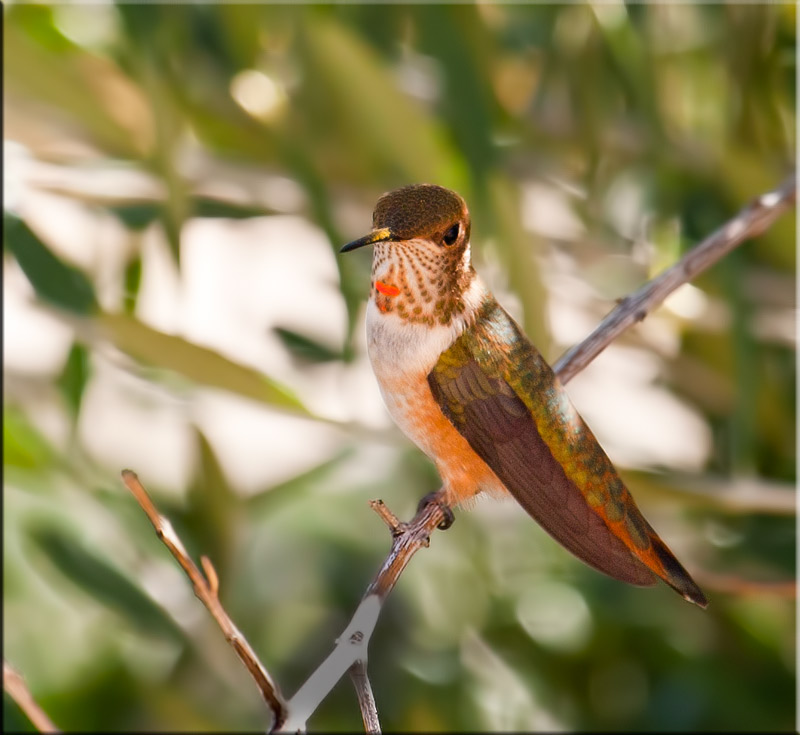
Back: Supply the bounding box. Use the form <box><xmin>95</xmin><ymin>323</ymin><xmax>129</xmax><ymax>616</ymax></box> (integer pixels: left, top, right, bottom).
<box><xmin>280</xmin><ymin>595</ymin><xmax>381</xmax><ymax>733</ymax></box>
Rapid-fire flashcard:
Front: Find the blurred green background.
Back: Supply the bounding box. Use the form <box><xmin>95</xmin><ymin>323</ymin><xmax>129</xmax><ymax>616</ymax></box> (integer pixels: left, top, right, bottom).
<box><xmin>4</xmin><ymin>2</ymin><xmax>795</xmax><ymax>732</ymax></box>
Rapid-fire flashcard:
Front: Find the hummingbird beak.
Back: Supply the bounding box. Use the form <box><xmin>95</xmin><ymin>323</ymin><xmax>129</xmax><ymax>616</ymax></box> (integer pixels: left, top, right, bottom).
<box><xmin>340</xmin><ymin>227</ymin><xmax>394</xmax><ymax>253</ymax></box>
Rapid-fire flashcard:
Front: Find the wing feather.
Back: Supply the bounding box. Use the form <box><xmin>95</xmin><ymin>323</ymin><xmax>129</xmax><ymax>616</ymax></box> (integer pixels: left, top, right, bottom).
<box><xmin>429</xmin><ymin>358</ymin><xmax>656</xmax><ymax>586</ymax></box>
<box><xmin>428</xmin><ymin>298</ymin><xmax>708</xmax><ymax>607</ymax></box>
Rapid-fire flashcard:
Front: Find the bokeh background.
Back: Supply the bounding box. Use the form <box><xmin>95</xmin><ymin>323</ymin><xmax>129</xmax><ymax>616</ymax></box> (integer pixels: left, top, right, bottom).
<box><xmin>4</xmin><ymin>2</ymin><xmax>796</xmax><ymax>732</ymax></box>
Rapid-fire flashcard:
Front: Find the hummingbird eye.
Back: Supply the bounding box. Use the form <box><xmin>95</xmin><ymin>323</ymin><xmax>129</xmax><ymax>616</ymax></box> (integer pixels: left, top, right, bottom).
<box><xmin>442</xmin><ymin>223</ymin><xmax>460</xmax><ymax>246</ymax></box>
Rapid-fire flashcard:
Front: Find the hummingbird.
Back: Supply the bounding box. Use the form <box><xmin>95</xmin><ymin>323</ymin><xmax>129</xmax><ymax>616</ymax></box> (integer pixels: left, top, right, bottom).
<box><xmin>341</xmin><ymin>184</ymin><xmax>707</xmax><ymax>608</ymax></box>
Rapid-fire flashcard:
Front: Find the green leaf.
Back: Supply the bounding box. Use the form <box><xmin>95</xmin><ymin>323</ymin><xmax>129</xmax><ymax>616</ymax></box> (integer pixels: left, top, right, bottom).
<box><xmin>273</xmin><ymin>326</ymin><xmax>343</xmax><ymax>364</ymax></box>
<box><xmin>123</xmin><ymin>255</ymin><xmax>142</xmax><ymax>315</ymax></box>
<box><xmin>486</xmin><ymin>176</ymin><xmax>549</xmax><ymax>349</ymax></box>
<box><xmin>108</xmin><ymin>203</ymin><xmax>161</xmax><ymax>231</ymax></box>
<box><xmin>191</xmin><ymin>197</ymin><xmax>270</xmax><ymax>219</ymax></box>
<box><xmin>299</xmin><ymin>17</ymin><xmax>457</xmax><ymax>186</ymax></box>
<box><xmin>4</xmin><ymin>214</ymin><xmax>97</xmax><ymax>314</ymax></box>
<box><xmin>413</xmin><ymin>5</ymin><xmax>499</xmax><ymax>179</ymax></box>
<box><xmin>4</xmin><ymin>407</ymin><xmax>56</xmax><ymax>470</ymax></box>
<box><xmin>184</xmin><ymin>429</ymin><xmax>239</xmax><ymax>571</ymax></box>
<box><xmin>57</xmin><ymin>343</ymin><xmax>91</xmax><ymax>418</ymax></box>
<box><xmin>29</xmin><ymin>523</ymin><xmax>185</xmax><ymax>642</ymax></box>
<box><xmin>95</xmin><ymin>312</ymin><xmax>314</xmax><ymax>416</ymax></box>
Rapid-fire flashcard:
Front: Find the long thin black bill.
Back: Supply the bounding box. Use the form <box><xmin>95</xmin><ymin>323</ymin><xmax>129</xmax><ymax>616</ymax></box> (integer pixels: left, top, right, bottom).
<box><xmin>340</xmin><ymin>228</ymin><xmax>393</xmax><ymax>253</ymax></box>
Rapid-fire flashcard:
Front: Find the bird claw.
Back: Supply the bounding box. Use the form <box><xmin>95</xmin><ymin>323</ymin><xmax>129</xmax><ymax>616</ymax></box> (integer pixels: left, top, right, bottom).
<box><xmin>417</xmin><ymin>492</ymin><xmax>455</xmax><ymax>530</ymax></box>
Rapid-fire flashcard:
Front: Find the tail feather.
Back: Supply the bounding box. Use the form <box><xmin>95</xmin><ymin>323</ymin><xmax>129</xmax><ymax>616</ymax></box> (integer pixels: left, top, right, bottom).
<box><xmin>648</xmin><ymin>533</ymin><xmax>708</xmax><ymax>608</ymax></box>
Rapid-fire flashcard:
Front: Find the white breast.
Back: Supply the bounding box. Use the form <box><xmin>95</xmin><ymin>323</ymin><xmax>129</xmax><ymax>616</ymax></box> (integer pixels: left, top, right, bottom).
<box><xmin>366</xmin><ymin>302</ymin><xmax>461</xmax><ymax>380</ymax></box>
<box><xmin>365</xmin><ymin>276</ymin><xmax>487</xmax><ymax>459</ymax></box>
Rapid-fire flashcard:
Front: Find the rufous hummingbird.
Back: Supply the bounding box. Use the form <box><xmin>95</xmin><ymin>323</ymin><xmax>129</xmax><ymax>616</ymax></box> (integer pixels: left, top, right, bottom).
<box><xmin>341</xmin><ymin>184</ymin><xmax>707</xmax><ymax>608</ymax></box>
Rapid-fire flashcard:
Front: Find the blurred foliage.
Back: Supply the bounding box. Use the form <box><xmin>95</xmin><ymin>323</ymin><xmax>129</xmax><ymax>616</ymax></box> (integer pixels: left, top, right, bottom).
<box><xmin>3</xmin><ymin>2</ymin><xmax>795</xmax><ymax>732</ymax></box>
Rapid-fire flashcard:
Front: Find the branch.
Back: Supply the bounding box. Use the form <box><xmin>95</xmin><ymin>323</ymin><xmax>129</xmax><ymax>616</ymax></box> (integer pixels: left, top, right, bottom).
<box><xmin>120</xmin><ymin>470</ymin><xmax>288</xmax><ymax>731</ymax></box>
<box><xmin>364</xmin><ymin>499</ymin><xmax>448</xmax><ymax>600</ymax></box>
<box><xmin>279</xmin><ymin>173</ymin><xmax>796</xmax><ymax>732</ymax></box>
<box><xmin>553</xmin><ymin>173</ymin><xmax>797</xmax><ymax>383</ymax></box>
<box><xmin>4</xmin><ymin>660</ymin><xmax>60</xmax><ymax>733</ymax></box>
<box><xmin>349</xmin><ymin>660</ymin><xmax>381</xmax><ymax>734</ymax></box>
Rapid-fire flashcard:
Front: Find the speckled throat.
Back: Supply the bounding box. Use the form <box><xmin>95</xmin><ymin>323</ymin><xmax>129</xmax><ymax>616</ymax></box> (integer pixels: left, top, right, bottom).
<box><xmin>371</xmin><ymin>240</ymin><xmax>476</xmax><ymax>326</ymax></box>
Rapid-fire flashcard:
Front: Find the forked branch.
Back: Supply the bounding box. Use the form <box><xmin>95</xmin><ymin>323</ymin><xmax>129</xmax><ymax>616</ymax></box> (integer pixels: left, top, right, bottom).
<box><xmin>280</xmin><ymin>500</ymin><xmax>447</xmax><ymax>732</ymax></box>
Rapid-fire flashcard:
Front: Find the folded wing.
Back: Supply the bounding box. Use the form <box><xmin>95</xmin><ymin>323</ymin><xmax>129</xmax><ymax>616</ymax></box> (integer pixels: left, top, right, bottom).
<box><xmin>428</xmin><ymin>300</ymin><xmax>707</xmax><ymax>606</ymax></box>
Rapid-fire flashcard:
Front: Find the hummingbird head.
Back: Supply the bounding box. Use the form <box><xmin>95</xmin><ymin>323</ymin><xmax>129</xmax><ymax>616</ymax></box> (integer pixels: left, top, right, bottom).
<box><xmin>341</xmin><ymin>184</ymin><xmax>477</xmax><ymax>326</ymax></box>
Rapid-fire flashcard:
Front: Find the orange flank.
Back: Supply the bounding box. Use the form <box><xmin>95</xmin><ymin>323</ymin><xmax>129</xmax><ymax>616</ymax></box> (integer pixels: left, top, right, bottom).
<box><xmin>375</xmin><ymin>280</ymin><xmax>400</xmax><ymax>297</ymax></box>
<box><xmin>378</xmin><ymin>371</ymin><xmax>506</xmax><ymax>506</ymax></box>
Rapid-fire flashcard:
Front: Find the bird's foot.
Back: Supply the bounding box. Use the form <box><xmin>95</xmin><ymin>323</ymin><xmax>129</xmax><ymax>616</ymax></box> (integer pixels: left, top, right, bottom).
<box><xmin>417</xmin><ymin>491</ymin><xmax>455</xmax><ymax>530</ymax></box>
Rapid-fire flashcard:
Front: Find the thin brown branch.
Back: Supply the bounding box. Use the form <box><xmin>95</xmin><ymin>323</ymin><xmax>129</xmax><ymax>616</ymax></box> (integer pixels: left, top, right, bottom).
<box><xmin>121</xmin><ymin>470</ymin><xmax>288</xmax><ymax>731</ymax></box>
<box><xmin>349</xmin><ymin>660</ymin><xmax>381</xmax><ymax>734</ymax></box>
<box><xmin>368</xmin><ymin>499</ymin><xmax>403</xmax><ymax>534</ymax></box>
<box><xmin>553</xmin><ymin>173</ymin><xmax>797</xmax><ymax>384</ymax></box>
<box><xmin>4</xmin><ymin>660</ymin><xmax>60</xmax><ymax>733</ymax></box>
<box><xmin>365</xmin><ymin>499</ymin><xmax>447</xmax><ymax>600</ymax></box>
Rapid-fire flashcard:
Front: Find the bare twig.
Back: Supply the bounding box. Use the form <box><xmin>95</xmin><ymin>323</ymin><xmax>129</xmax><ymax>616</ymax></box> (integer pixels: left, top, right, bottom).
<box><xmin>280</xmin><ymin>173</ymin><xmax>796</xmax><ymax>732</ymax></box>
<box><xmin>120</xmin><ymin>470</ymin><xmax>288</xmax><ymax>731</ymax></box>
<box><xmin>553</xmin><ymin>173</ymin><xmax>797</xmax><ymax>383</ymax></box>
<box><xmin>365</xmin><ymin>499</ymin><xmax>448</xmax><ymax>600</ymax></box>
<box><xmin>349</xmin><ymin>660</ymin><xmax>381</xmax><ymax>734</ymax></box>
<box><xmin>4</xmin><ymin>660</ymin><xmax>60</xmax><ymax>733</ymax></box>
<box><xmin>368</xmin><ymin>499</ymin><xmax>403</xmax><ymax>534</ymax></box>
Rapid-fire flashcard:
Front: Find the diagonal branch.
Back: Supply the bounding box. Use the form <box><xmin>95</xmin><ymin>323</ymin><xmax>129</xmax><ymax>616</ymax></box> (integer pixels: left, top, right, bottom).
<box><xmin>120</xmin><ymin>470</ymin><xmax>288</xmax><ymax>731</ymax></box>
<box><xmin>553</xmin><ymin>173</ymin><xmax>797</xmax><ymax>383</ymax></box>
<box><xmin>4</xmin><ymin>660</ymin><xmax>60</xmax><ymax>734</ymax></box>
<box><xmin>278</xmin><ymin>172</ymin><xmax>796</xmax><ymax>732</ymax></box>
